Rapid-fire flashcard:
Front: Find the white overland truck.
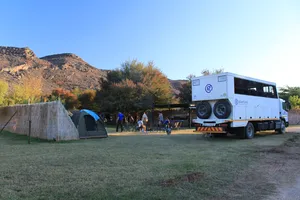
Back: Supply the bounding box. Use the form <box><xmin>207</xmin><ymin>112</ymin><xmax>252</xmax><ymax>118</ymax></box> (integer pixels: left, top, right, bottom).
<box><xmin>192</xmin><ymin>72</ymin><xmax>290</xmax><ymax>139</ymax></box>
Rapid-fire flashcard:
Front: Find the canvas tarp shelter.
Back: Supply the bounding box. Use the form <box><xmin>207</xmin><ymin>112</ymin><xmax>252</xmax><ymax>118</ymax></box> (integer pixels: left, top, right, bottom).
<box><xmin>71</xmin><ymin>109</ymin><xmax>108</xmax><ymax>138</ymax></box>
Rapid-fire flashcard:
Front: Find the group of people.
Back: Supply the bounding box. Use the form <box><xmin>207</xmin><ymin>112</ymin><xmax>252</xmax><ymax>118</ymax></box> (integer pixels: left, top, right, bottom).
<box><xmin>116</xmin><ymin>111</ymin><xmax>171</xmax><ymax>133</ymax></box>
<box><xmin>116</xmin><ymin>111</ymin><xmax>149</xmax><ymax>133</ymax></box>
<box><xmin>158</xmin><ymin>112</ymin><xmax>171</xmax><ymax>130</ymax></box>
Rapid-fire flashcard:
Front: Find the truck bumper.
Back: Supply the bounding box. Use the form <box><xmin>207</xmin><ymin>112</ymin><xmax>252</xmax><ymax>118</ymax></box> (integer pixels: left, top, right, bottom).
<box><xmin>194</xmin><ymin>126</ymin><xmax>226</xmax><ymax>133</ymax></box>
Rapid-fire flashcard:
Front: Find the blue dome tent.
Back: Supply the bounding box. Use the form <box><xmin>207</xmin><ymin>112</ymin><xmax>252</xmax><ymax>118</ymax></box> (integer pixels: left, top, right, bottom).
<box><xmin>71</xmin><ymin>109</ymin><xmax>108</xmax><ymax>138</ymax></box>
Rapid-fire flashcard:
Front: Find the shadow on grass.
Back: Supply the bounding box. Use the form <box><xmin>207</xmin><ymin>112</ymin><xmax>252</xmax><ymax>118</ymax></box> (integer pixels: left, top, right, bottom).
<box><xmin>255</xmin><ymin>131</ymin><xmax>279</xmax><ymax>138</ymax></box>
<box><xmin>0</xmin><ymin>131</ymin><xmax>81</xmax><ymax>144</ymax></box>
<box><xmin>0</xmin><ymin>131</ymin><xmax>46</xmax><ymax>143</ymax></box>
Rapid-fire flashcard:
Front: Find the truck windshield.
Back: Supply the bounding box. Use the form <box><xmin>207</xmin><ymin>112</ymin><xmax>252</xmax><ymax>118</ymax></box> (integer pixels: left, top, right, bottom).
<box><xmin>282</xmin><ymin>102</ymin><xmax>288</xmax><ymax>111</ymax></box>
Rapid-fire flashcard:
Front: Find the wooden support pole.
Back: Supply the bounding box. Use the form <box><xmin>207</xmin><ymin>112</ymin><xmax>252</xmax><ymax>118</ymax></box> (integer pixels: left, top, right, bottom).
<box><xmin>0</xmin><ymin>111</ymin><xmax>17</xmax><ymax>134</ymax></box>
<box><xmin>28</xmin><ymin>103</ymin><xmax>32</xmax><ymax>144</ymax></box>
<box><xmin>189</xmin><ymin>108</ymin><xmax>192</xmax><ymax>128</ymax></box>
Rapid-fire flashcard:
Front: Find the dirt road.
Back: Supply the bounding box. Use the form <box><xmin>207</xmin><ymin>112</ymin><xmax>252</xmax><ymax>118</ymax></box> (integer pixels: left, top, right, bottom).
<box><xmin>266</xmin><ymin>126</ymin><xmax>300</xmax><ymax>200</ymax></box>
<box><xmin>287</xmin><ymin>126</ymin><xmax>300</xmax><ymax>133</ymax></box>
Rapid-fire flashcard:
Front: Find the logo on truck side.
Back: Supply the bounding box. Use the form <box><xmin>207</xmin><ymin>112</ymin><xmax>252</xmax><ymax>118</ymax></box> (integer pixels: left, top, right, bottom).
<box><xmin>205</xmin><ymin>84</ymin><xmax>213</xmax><ymax>93</ymax></box>
<box><xmin>235</xmin><ymin>98</ymin><xmax>248</xmax><ymax>105</ymax></box>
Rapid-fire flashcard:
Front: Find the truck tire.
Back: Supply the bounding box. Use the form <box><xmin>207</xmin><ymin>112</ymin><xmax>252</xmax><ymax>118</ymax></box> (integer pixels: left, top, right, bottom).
<box><xmin>244</xmin><ymin>122</ymin><xmax>255</xmax><ymax>139</ymax></box>
<box><xmin>196</xmin><ymin>101</ymin><xmax>212</xmax><ymax>119</ymax></box>
<box><xmin>213</xmin><ymin>100</ymin><xmax>232</xmax><ymax>119</ymax></box>
<box><xmin>277</xmin><ymin>120</ymin><xmax>286</xmax><ymax>134</ymax></box>
<box><xmin>238</xmin><ymin>123</ymin><xmax>254</xmax><ymax>139</ymax></box>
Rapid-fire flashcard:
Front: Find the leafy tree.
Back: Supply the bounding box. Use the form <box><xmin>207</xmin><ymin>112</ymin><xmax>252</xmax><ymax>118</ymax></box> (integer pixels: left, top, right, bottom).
<box><xmin>65</xmin><ymin>93</ymin><xmax>81</xmax><ymax>110</ymax></box>
<box><xmin>0</xmin><ymin>80</ymin><xmax>8</xmax><ymax>105</ymax></box>
<box><xmin>72</xmin><ymin>87</ymin><xmax>82</xmax><ymax>97</ymax></box>
<box><xmin>113</xmin><ymin>79</ymin><xmax>141</xmax><ymax>112</ymax></box>
<box><xmin>142</xmin><ymin>62</ymin><xmax>173</xmax><ymax>104</ymax></box>
<box><xmin>50</xmin><ymin>88</ymin><xmax>81</xmax><ymax>110</ymax></box>
<box><xmin>78</xmin><ymin>89</ymin><xmax>99</xmax><ymax>111</ymax></box>
<box><xmin>201</xmin><ymin>68</ymin><xmax>224</xmax><ymax>76</ymax></box>
<box><xmin>177</xmin><ymin>75</ymin><xmax>195</xmax><ymax>104</ymax></box>
<box><xmin>51</xmin><ymin>88</ymin><xmax>68</xmax><ymax>101</ymax></box>
<box><xmin>121</xmin><ymin>60</ymin><xmax>144</xmax><ymax>83</ymax></box>
<box><xmin>11</xmin><ymin>78</ymin><xmax>43</xmax><ymax>104</ymax></box>
<box><xmin>279</xmin><ymin>86</ymin><xmax>300</xmax><ymax>101</ymax></box>
<box><xmin>98</xmin><ymin>80</ymin><xmax>146</xmax><ymax>113</ymax></box>
<box><xmin>98</xmin><ymin>59</ymin><xmax>173</xmax><ymax>112</ymax></box>
<box><xmin>289</xmin><ymin>95</ymin><xmax>300</xmax><ymax>110</ymax></box>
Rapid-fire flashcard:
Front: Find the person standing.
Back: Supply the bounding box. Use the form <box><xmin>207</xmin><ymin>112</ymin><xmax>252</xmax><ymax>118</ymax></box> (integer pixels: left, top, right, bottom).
<box><xmin>164</xmin><ymin>117</ymin><xmax>171</xmax><ymax>135</ymax></box>
<box><xmin>128</xmin><ymin>113</ymin><xmax>134</xmax><ymax>124</ymax></box>
<box><xmin>142</xmin><ymin>112</ymin><xmax>148</xmax><ymax>131</ymax></box>
<box><xmin>116</xmin><ymin>112</ymin><xmax>124</xmax><ymax>132</ymax></box>
<box><xmin>158</xmin><ymin>112</ymin><xmax>164</xmax><ymax>127</ymax></box>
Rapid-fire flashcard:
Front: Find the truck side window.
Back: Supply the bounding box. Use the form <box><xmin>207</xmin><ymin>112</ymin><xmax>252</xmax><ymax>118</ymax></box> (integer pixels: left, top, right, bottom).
<box><xmin>234</xmin><ymin>77</ymin><xmax>278</xmax><ymax>98</ymax></box>
<box><xmin>272</xmin><ymin>86</ymin><xmax>278</xmax><ymax>98</ymax></box>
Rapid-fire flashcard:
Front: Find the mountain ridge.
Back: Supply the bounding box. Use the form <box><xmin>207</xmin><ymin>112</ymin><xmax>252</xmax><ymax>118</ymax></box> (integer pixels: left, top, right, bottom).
<box><xmin>0</xmin><ymin>46</ymin><xmax>186</xmax><ymax>95</ymax></box>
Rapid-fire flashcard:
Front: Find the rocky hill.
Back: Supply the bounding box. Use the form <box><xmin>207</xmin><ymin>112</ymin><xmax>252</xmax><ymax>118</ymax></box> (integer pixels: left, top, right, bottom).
<box><xmin>0</xmin><ymin>46</ymin><xmax>185</xmax><ymax>95</ymax></box>
<box><xmin>0</xmin><ymin>46</ymin><xmax>107</xmax><ymax>94</ymax></box>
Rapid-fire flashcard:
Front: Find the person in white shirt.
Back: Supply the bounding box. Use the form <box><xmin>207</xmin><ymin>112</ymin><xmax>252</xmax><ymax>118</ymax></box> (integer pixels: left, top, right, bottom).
<box><xmin>158</xmin><ymin>112</ymin><xmax>164</xmax><ymax>123</ymax></box>
<box><xmin>142</xmin><ymin>112</ymin><xmax>148</xmax><ymax>123</ymax></box>
<box><xmin>137</xmin><ymin>119</ymin><xmax>146</xmax><ymax>133</ymax></box>
<box><xmin>158</xmin><ymin>112</ymin><xmax>164</xmax><ymax>128</ymax></box>
<box><xmin>142</xmin><ymin>112</ymin><xmax>148</xmax><ymax>131</ymax></box>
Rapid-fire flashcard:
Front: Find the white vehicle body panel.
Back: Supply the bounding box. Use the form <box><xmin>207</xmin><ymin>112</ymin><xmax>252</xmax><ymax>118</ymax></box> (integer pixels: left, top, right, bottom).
<box><xmin>192</xmin><ymin>72</ymin><xmax>286</xmax><ymax>128</ymax></box>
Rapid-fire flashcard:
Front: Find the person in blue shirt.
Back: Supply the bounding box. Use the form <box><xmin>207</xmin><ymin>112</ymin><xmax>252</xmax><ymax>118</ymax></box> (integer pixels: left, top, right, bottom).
<box><xmin>116</xmin><ymin>112</ymin><xmax>124</xmax><ymax>132</ymax></box>
<box><xmin>164</xmin><ymin>117</ymin><xmax>171</xmax><ymax>127</ymax></box>
<box><xmin>164</xmin><ymin>117</ymin><xmax>171</xmax><ymax>135</ymax></box>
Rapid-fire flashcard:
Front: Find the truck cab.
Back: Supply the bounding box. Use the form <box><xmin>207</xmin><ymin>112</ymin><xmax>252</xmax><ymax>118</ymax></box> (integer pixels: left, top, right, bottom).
<box><xmin>280</xmin><ymin>99</ymin><xmax>290</xmax><ymax>127</ymax></box>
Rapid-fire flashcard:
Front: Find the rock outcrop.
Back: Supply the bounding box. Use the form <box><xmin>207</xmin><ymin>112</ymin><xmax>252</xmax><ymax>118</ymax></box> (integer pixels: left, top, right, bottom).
<box><xmin>0</xmin><ymin>46</ymin><xmax>36</xmax><ymax>59</ymax></box>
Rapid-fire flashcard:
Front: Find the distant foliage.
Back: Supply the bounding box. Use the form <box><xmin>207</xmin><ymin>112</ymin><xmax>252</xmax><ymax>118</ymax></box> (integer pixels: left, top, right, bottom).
<box><xmin>142</xmin><ymin>62</ymin><xmax>173</xmax><ymax>104</ymax></box>
<box><xmin>289</xmin><ymin>96</ymin><xmax>300</xmax><ymax>110</ymax></box>
<box><xmin>50</xmin><ymin>88</ymin><xmax>99</xmax><ymax>111</ymax></box>
<box><xmin>0</xmin><ymin>80</ymin><xmax>8</xmax><ymax>105</ymax></box>
<box><xmin>177</xmin><ymin>75</ymin><xmax>195</xmax><ymax>104</ymax></box>
<box><xmin>11</xmin><ymin>78</ymin><xmax>43</xmax><ymax>104</ymax></box>
<box><xmin>65</xmin><ymin>93</ymin><xmax>80</xmax><ymax>110</ymax></box>
<box><xmin>1</xmin><ymin>61</ymin><xmax>228</xmax><ymax>114</ymax></box>
<box><xmin>78</xmin><ymin>89</ymin><xmax>99</xmax><ymax>111</ymax></box>
<box><xmin>201</xmin><ymin>68</ymin><xmax>224</xmax><ymax>76</ymax></box>
<box><xmin>110</xmin><ymin>79</ymin><xmax>143</xmax><ymax>112</ymax></box>
<box><xmin>279</xmin><ymin>86</ymin><xmax>300</xmax><ymax>101</ymax></box>
<box><xmin>98</xmin><ymin>59</ymin><xmax>174</xmax><ymax>113</ymax></box>
<box><xmin>51</xmin><ymin>88</ymin><xmax>69</xmax><ymax>100</ymax></box>
<box><xmin>72</xmin><ymin>87</ymin><xmax>82</xmax><ymax>97</ymax></box>
<box><xmin>49</xmin><ymin>88</ymin><xmax>81</xmax><ymax>110</ymax></box>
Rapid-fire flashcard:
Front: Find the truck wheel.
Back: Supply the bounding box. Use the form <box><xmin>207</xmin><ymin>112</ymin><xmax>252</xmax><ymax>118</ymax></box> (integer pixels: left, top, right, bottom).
<box><xmin>213</xmin><ymin>100</ymin><xmax>231</xmax><ymax>119</ymax></box>
<box><xmin>244</xmin><ymin>122</ymin><xmax>255</xmax><ymax>139</ymax></box>
<box><xmin>277</xmin><ymin>120</ymin><xmax>286</xmax><ymax>134</ymax></box>
<box><xmin>196</xmin><ymin>101</ymin><xmax>212</xmax><ymax>119</ymax></box>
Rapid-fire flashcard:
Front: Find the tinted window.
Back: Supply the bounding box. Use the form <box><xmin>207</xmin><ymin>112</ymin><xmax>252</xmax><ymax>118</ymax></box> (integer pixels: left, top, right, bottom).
<box><xmin>234</xmin><ymin>78</ymin><xmax>277</xmax><ymax>98</ymax></box>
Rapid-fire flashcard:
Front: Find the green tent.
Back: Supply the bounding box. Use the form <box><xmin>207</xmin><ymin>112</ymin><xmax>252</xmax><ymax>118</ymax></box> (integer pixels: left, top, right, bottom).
<box><xmin>71</xmin><ymin>110</ymin><xmax>108</xmax><ymax>139</ymax></box>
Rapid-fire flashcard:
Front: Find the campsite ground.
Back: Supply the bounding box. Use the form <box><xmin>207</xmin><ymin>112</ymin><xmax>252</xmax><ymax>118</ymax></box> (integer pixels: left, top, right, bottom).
<box><xmin>1</xmin><ymin>127</ymin><xmax>300</xmax><ymax>200</ymax></box>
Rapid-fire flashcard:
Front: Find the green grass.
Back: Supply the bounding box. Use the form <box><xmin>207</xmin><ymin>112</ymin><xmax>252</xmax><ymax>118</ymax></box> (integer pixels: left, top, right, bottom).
<box><xmin>0</xmin><ymin>131</ymin><xmax>296</xmax><ymax>200</ymax></box>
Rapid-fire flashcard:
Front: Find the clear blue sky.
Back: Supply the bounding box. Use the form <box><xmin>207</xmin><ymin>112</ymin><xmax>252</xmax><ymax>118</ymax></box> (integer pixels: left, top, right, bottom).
<box><xmin>1</xmin><ymin>0</ymin><xmax>299</xmax><ymax>87</ymax></box>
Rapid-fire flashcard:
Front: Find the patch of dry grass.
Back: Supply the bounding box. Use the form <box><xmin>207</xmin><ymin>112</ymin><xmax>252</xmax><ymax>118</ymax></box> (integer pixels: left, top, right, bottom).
<box><xmin>0</xmin><ymin>131</ymin><xmax>298</xmax><ymax>200</ymax></box>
